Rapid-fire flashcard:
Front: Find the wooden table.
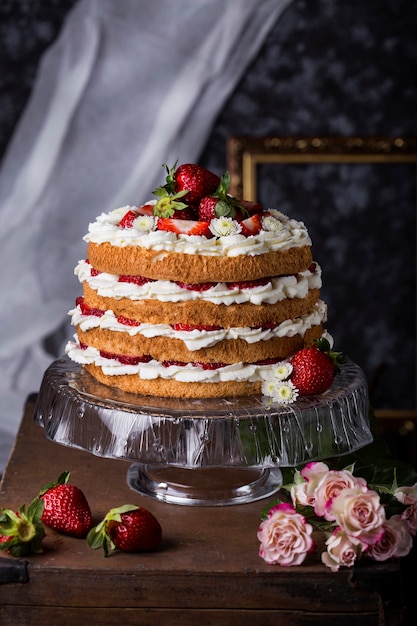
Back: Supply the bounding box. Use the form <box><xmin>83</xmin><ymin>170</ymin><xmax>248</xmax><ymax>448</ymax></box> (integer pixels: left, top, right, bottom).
<box><xmin>0</xmin><ymin>395</ymin><xmax>409</xmax><ymax>625</ymax></box>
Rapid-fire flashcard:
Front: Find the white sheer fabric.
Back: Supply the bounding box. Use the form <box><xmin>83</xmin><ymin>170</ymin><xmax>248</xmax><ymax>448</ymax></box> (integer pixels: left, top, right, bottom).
<box><xmin>0</xmin><ymin>0</ymin><xmax>292</xmax><ymax>471</ymax></box>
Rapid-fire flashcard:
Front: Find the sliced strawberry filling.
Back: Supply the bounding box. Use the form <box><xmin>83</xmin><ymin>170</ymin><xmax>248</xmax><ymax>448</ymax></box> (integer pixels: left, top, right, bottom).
<box><xmin>75</xmin><ymin>298</ymin><xmax>283</xmax><ymax>332</ymax></box>
<box><xmin>76</xmin><ymin>297</ymin><xmax>104</xmax><ymax>318</ymax></box>
<box><xmin>175</xmin><ymin>280</ymin><xmax>216</xmax><ymax>291</ymax></box>
<box><xmin>227</xmin><ymin>277</ymin><xmax>272</xmax><ymax>290</ymax></box>
<box><xmin>118</xmin><ymin>275</ymin><xmax>156</xmax><ymax>286</ymax></box>
<box><xmin>98</xmin><ymin>350</ymin><xmax>152</xmax><ymax>365</ymax></box>
<box><xmin>117</xmin><ymin>315</ymin><xmax>140</xmax><ymax>327</ymax></box>
<box><xmin>162</xmin><ymin>360</ymin><xmax>228</xmax><ymax>370</ymax></box>
<box><xmin>171</xmin><ymin>323</ymin><xmax>223</xmax><ymax>332</ymax></box>
<box><xmin>79</xmin><ymin>343</ymin><xmax>283</xmax><ymax>369</ymax></box>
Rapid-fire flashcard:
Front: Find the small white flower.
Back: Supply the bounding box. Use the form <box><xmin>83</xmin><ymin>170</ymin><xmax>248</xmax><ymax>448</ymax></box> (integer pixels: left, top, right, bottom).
<box><xmin>209</xmin><ymin>217</ymin><xmax>242</xmax><ymax>237</ymax></box>
<box><xmin>133</xmin><ymin>215</ymin><xmax>157</xmax><ymax>233</ymax></box>
<box><xmin>261</xmin><ymin>215</ymin><xmax>284</xmax><ymax>232</ymax></box>
<box><xmin>262</xmin><ymin>379</ymin><xmax>299</xmax><ymax>404</ymax></box>
<box><xmin>272</xmin><ymin>361</ymin><xmax>293</xmax><ymax>381</ymax></box>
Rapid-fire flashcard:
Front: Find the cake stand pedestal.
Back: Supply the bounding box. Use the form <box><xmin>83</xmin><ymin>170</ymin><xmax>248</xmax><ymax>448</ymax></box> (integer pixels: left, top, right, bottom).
<box><xmin>34</xmin><ymin>357</ymin><xmax>372</xmax><ymax>506</ymax></box>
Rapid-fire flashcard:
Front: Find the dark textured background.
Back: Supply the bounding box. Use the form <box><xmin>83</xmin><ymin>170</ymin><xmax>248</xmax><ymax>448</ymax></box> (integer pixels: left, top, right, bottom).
<box><xmin>1</xmin><ymin>0</ymin><xmax>416</xmax><ymax>410</ymax></box>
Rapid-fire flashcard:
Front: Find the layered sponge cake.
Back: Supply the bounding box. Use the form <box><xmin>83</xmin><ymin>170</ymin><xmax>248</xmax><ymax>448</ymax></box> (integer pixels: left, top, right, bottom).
<box><xmin>65</xmin><ymin>163</ymin><xmax>327</xmax><ymax>398</ymax></box>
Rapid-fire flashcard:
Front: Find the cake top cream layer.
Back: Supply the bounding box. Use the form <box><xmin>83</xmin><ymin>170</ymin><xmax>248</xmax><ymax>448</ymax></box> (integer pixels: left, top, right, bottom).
<box><xmin>84</xmin><ymin>205</ymin><xmax>312</xmax><ymax>258</ymax></box>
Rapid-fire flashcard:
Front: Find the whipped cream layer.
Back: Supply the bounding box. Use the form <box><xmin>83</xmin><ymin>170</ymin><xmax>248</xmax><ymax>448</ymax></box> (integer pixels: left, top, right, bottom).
<box><xmin>69</xmin><ymin>300</ymin><xmax>327</xmax><ymax>351</ymax></box>
<box><xmin>65</xmin><ymin>339</ymin><xmax>285</xmax><ymax>383</ymax></box>
<box><xmin>84</xmin><ymin>205</ymin><xmax>312</xmax><ymax>257</ymax></box>
<box><xmin>75</xmin><ymin>260</ymin><xmax>321</xmax><ymax>306</ymax></box>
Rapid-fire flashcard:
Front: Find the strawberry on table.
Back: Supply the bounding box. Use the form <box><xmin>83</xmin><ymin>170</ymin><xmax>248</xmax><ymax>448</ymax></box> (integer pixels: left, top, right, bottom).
<box><xmin>38</xmin><ymin>471</ymin><xmax>93</xmax><ymax>538</ymax></box>
<box><xmin>87</xmin><ymin>504</ymin><xmax>162</xmax><ymax>556</ymax></box>
<box><xmin>0</xmin><ymin>502</ymin><xmax>45</xmax><ymax>557</ymax></box>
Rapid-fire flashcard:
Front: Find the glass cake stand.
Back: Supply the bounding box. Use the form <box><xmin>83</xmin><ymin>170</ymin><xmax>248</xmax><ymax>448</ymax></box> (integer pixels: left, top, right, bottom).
<box><xmin>34</xmin><ymin>357</ymin><xmax>372</xmax><ymax>506</ymax></box>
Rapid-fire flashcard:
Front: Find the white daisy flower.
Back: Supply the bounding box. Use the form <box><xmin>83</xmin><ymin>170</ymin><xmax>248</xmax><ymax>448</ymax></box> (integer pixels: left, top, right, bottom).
<box><xmin>261</xmin><ymin>214</ymin><xmax>284</xmax><ymax>232</ymax></box>
<box><xmin>133</xmin><ymin>215</ymin><xmax>157</xmax><ymax>233</ymax></box>
<box><xmin>209</xmin><ymin>217</ymin><xmax>242</xmax><ymax>237</ymax></box>
<box><xmin>272</xmin><ymin>361</ymin><xmax>293</xmax><ymax>381</ymax></box>
<box><xmin>262</xmin><ymin>379</ymin><xmax>299</xmax><ymax>404</ymax></box>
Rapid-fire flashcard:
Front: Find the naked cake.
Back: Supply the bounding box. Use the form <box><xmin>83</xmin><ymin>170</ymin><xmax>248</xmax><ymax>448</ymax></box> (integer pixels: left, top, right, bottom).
<box><xmin>65</xmin><ymin>163</ymin><xmax>329</xmax><ymax>399</ymax></box>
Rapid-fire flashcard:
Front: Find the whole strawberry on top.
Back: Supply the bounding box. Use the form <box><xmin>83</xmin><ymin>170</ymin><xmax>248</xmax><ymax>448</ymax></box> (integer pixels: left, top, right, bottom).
<box><xmin>290</xmin><ymin>337</ymin><xmax>347</xmax><ymax>396</ymax></box>
<box><xmin>38</xmin><ymin>471</ymin><xmax>93</xmax><ymax>538</ymax></box>
<box><xmin>87</xmin><ymin>504</ymin><xmax>162</xmax><ymax>556</ymax></box>
<box><xmin>152</xmin><ymin>162</ymin><xmax>220</xmax><ymax>217</ymax></box>
<box><xmin>166</xmin><ymin>162</ymin><xmax>220</xmax><ymax>205</ymax></box>
<box><xmin>0</xmin><ymin>501</ymin><xmax>45</xmax><ymax>557</ymax></box>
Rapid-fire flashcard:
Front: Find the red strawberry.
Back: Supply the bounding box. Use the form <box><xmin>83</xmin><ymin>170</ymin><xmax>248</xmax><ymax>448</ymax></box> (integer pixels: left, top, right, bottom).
<box><xmin>240</xmin><ymin>213</ymin><xmax>263</xmax><ymax>237</ymax></box>
<box><xmin>137</xmin><ymin>203</ymin><xmax>156</xmax><ymax>216</ymax></box>
<box><xmin>198</xmin><ymin>196</ymin><xmax>221</xmax><ymax>221</ymax></box>
<box><xmin>117</xmin><ymin>315</ymin><xmax>141</xmax><ymax>327</ymax></box>
<box><xmin>0</xmin><ymin>503</ymin><xmax>45</xmax><ymax>557</ymax></box>
<box><xmin>227</xmin><ymin>277</ymin><xmax>271</xmax><ymax>290</ymax></box>
<box><xmin>172</xmin><ymin>163</ymin><xmax>220</xmax><ymax>204</ymax></box>
<box><xmin>175</xmin><ymin>280</ymin><xmax>215</xmax><ymax>291</ymax></box>
<box><xmin>118</xmin><ymin>275</ymin><xmax>154</xmax><ymax>286</ymax></box>
<box><xmin>98</xmin><ymin>350</ymin><xmax>152</xmax><ymax>365</ymax></box>
<box><xmin>87</xmin><ymin>505</ymin><xmax>162</xmax><ymax>556</ymax></box>
<box><xmin>289</xmin><ymin>338</ymin><xmax>346</xmax><ymax>396</ymax></box>
<box><xmin>118</xmin><ymin>209</ymin><xmax>139</xmax><ymax>228</ymax></box>
<box><xmin>239</xmin><ymin>199</ymin><xmax>263</xmax><ymax>214</ymax></box>
<box><xmin>198</xmin><ymin>171</ymin><xmax>241</xmax><ymax>221</ymax></box>
<box><xmin>76</xmin><ymin>297</ymin><xmax>104</xmax><ymax>318</ymax></box>
<box><xmin>38</xmin><ymin>471</ymin><xmax>93</xmax><ymax>538</ymax></box>
<box><xmin>157</xmin><ymin>218</ymin><xmax>211</xmax><ymax>237</ymax></box>
<box><xmin>171</xmin><ymin>323</ymin><xmax>222</xmax><ymax>331</ymax></box>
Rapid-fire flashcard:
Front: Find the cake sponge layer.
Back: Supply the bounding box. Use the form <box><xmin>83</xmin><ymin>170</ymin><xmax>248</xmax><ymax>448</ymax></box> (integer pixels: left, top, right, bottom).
<box><xmin>87</xmin><ymin>241</ymin><xmax>313</xmax><ymax>283</ymax></box>
<box><xmin>82</xmin><ymin>283</ymin><xmax>320</xmax><ymax>328</ymax></box>
<box><xmin>84</xmin><ymin>363</ymin><xmax>263</xmax><ymax>398</ymax></box>
<box><xmin>77</xmin><ymin>324</ymin><xmax>323</xmax><ymax>365</ymax></box>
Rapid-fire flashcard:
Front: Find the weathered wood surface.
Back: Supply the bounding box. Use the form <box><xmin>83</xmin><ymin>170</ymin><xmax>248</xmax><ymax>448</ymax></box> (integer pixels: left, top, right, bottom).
<box><xmin>0</xmin><ymin>397</ymin><xmax>404</xmax><ymax>626</ymax></box>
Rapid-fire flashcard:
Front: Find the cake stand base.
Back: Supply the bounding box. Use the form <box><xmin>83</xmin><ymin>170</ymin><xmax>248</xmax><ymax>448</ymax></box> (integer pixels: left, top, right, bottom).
<box><xmin>126</xmin><ymin>464</ymin><xmax>283</xmax><ymax>506</ymax></box>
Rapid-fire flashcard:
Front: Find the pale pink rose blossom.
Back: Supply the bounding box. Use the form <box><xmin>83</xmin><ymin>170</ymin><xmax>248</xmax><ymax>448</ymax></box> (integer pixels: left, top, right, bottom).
<box><xmin>401</xmin><ymin>501</ymin><xmax>417</xmax><ymax>536</ymax></box>
<box><xmin>291</xmin><ymin>461</ymin><xmax>329</xmax><ymax>507</ymax></box>
<box><xmin>313</xmin><ymin>470</ymin><xmax>368</xmax><ymax>520</ymax></box>
<box><xmin>321</xmin><ymin>528</ymin><xmax>366</xmax><ymax>572</ymax></box>
<box><xmin>300</xmin><ymin>461</ymin><xmax>330</xmax><ymax>485</ymax></box>
<box><xmin>394</xmin><ymin>482</ymin><xmax>417</xmax><ymax>505</ymax></box>
<box><xmin>325</xmin><ymin>487</ymin><xmax>385</xmax><ymax>545</ymax></box>
<box><xmin>367</xmin><ymin>515</ymin><xmax>413</xmax><ymax>561</ymax></box>
<box><xmin>258</xmin><ymin>502</ymin><xmax>315</xmax><ymax>566</ymax></box>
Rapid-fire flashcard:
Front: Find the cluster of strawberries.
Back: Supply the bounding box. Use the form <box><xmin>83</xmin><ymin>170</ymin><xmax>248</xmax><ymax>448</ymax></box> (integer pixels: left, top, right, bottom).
<box><xmin>120</xmin><ymin>162</ymin><xmax>264</xmax><ymax>237</ymax></box>
<box><xmin>0</xmin><ymin>471</ymin><xmax>162</xmax><ymax>558</ymax></box>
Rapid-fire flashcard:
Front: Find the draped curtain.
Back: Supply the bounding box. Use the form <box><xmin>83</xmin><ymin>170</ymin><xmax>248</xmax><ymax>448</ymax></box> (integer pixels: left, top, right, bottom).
<box><xmin>0</xmin><ymin>0</ymin><xmax>292</xmax><ymax>470</ymax></box>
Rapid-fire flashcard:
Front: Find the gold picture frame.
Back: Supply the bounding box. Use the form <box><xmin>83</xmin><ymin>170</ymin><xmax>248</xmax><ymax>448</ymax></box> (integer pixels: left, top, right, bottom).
<box><xmin>227</xmin><ymin>136</ymin><xmax>417</xmax><ymax>424</ymax></box>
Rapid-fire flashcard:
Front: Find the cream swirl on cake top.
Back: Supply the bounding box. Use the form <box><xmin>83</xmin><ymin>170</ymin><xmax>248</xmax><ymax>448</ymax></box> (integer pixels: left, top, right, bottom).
<box><xmin>84</xmin><ymin>205</ymin><xmax>311</xmax><ymax>256</ymax></box>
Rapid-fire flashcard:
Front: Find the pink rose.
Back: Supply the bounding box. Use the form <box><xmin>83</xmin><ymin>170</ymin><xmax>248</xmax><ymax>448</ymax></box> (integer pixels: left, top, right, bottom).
<box><xmin>367</xmin><ymin>515</ymin><xmax>413</xmax><ymax>561</ymax></box>
<box><xmin>325</xmin><ymin>487</ymin><xmax>385</xmax><ymax>545</ymax></box>
<box><xmin>394</xmin><ymin>482</ymin><xmax>417</xmax><ymax>505</ymax></box>
<box><xmin>291</xmin><ymin>462</ymin><xmax>329</xmax><ymax>507</ymax></box>
<box><xmin>313</xmin><ymin>470</ymin><xmax>367</xmax><ymax>519</ymax></box>
<box><xmin>401</xmin><ymin>501</ymin><xmax>417</xmax><ymax>536</ymax></box>
<box><xmin>321</xmin><ymin>528</ymin><xmax>366</xmax><ymax>571</ymax></box>
<box><xmin>258</xmin><ymin>502</ymin><xmax>314</xmax><ymax>566</ymax></box>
